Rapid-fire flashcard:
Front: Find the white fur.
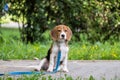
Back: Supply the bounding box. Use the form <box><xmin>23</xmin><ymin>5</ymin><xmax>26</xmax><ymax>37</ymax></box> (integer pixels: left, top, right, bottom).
<box><xmin>60</xmin><ymin>30</ymin><xmax>66</xmax><ymax>40</ymax></box>
<box><xmin>47</xmin><ymin>42</ymin><xmax>69</xmax><ymax>72</ymax></box>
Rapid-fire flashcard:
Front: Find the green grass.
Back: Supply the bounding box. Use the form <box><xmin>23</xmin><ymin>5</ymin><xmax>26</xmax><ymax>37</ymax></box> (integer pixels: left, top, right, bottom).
<box><xmin>0</xmin><ymin>75</ymin><xmax>90</xmax><ymax>80</ymax></box>
<box><xmin>0</xmin><ymin>28</ymin><xmax>120</xmax><ymax>60</ymax></box>
<box><xmin>0</xmin><ymin>74</ymin><xmax>119</xmax><ymax>80</ymax></box>
<box><xmin>0</xmin><ymin>28</ymin><xmax>50</xmax><ymax>60</ymax></box>
<box><xmin>69</xmin><ymin>41</ymin><xmax>120</xmax><ymax>60</ymax></box>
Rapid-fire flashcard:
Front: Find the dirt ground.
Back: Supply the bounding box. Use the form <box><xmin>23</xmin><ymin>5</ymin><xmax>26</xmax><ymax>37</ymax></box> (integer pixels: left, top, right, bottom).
<box><xmin>0</xmin><ymin>60</ymin><xmax>120</xmax><ymax>80</ymax></box>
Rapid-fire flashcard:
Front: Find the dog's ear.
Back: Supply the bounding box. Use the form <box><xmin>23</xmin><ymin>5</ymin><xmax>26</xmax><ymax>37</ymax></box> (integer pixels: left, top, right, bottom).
<box><xmin>50</xmin><ymin>27</ymin><xmax>57</xmax><ymax>41</ymax></box>
<box><xmin>66</xmin><ymin>26</ymin><xmax>72</xmax><ymax>41</ymax></box>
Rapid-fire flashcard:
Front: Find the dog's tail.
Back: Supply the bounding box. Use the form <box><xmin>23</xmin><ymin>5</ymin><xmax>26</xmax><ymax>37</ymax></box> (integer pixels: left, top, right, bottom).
<box><xmin>35</xmin><ymin>58</ymin><xmax>48</xmax><ymax>71</ymax></box>
<box><xmin>33</xmin><ymin>57</ymin><xmax>39</xmax><ymax>60</ymax></box>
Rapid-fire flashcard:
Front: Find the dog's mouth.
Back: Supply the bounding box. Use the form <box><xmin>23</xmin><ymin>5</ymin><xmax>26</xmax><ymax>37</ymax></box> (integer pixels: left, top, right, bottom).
<box><xmin>60</xmin><ymin>37</ymin><xmax>66</xmax><ymax>40</ymax></box>
<box><xmin>61</xmin><ymin>37</ymin><xmax>65</xmax><ymax>39</ymax></box>
<box><xmin>56</xmin><ymin>38</ymin><xmax>65</xmax><ymax>42</ymax></box>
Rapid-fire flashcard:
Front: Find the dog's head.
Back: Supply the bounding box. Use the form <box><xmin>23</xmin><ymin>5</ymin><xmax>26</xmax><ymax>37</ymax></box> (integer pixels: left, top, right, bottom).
<box><xmin>51</xmin><ymin>25</ymin><xmax>72</xmax><ymax>42</ymax></box>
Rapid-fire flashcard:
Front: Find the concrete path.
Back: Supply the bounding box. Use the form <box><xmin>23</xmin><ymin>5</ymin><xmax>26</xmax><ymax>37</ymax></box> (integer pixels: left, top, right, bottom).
<box><xmin>0</xmin><ymin>60</ymin><xmax>120</xmax><ymax>80</ymax></box>
<box><xmin>1</xmin><ymin>22</ymin><xmax>22</xmax><ymax>28</ymax></box>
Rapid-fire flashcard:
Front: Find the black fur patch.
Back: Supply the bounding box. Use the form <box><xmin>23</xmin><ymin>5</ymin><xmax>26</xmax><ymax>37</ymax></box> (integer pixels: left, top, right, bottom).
<box><xmin>45</xmin><ymin>49</ymin><xmax>51</xmax><ymax>61</ymax></box>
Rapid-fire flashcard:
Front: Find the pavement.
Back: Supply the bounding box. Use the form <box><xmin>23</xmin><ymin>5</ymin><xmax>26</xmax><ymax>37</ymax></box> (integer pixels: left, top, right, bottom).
<box><xmin>0</xmin><ymin>60</ymin><xmax>120</xmax><ymax>80</ymax></box>
<box><xmin>1</xmin><ymin>22</ymin><xmax>22</xmax><ymax>28</ymax></box>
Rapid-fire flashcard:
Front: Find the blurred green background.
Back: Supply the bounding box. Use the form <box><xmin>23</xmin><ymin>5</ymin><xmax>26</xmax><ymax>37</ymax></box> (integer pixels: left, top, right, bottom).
<box><xmin>0</xmin><ymin>0</ymin><xmax>120</xmax><ymax>60</ymax></box>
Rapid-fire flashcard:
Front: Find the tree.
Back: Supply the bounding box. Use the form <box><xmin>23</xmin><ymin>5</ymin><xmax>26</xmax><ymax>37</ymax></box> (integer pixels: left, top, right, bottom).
<box><xmin>7</xmin><ymin>0</ymin><xmax>120</xmax><ymax>43</ymax></box>
<box><xmin>0</xmin><ymin>0</ymin><xmax>5</xmax><ymax>26</ymax></box>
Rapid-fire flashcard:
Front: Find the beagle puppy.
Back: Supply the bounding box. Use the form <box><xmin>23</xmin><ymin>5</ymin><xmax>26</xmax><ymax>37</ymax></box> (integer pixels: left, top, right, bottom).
<box><xmin>36</xmin><ymin>25</ymin><xmax>72</xmax><ymax>72</ymax></box>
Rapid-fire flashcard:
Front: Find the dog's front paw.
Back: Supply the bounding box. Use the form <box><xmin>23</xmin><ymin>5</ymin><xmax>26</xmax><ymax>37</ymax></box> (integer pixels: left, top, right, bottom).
<box><xmin>47</xmin><ymin>67</ymin><xmax>53</xmax><ymax>72</ymax></box>
<box><xmin>34</xmin><ymin>66</ymin><xmax>41</xmax><ymax>71</ymax></box>
<box><xmin>63</xmin><ymin>68</ymin><xmax>69</xmax><ymax>72</ymax></box>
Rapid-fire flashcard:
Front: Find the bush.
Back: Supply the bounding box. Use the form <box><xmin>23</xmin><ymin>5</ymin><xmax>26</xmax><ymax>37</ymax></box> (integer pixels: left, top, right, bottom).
<box><xmin>5</xmin><ymin>0</ymin><xmax>119</xmax><ymax>43</ymax></box>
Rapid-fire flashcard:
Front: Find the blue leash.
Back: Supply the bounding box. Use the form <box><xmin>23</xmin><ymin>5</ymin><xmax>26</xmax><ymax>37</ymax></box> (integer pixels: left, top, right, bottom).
<box><xmin>0</xmin><ymin>50</ymin><xmax>61</xmax><ymax>76</ymax></box>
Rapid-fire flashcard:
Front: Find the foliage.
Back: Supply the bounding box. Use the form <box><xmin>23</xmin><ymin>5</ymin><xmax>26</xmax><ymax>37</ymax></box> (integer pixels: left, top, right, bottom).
<box><xmin>0</xmin><ymin>0</ymin><xmax>4</xmax><ymax>24</ymax></box>
<box><xmin>0</xmin><ymin>28</ymin><xmax>120</xmax><ymax>60</ymax></box>
<box><xmin>5</xmin><ymin>0</ymin><xmax>120</xmax><ymax>43</ymax></box>
<box><xmin>0</xmin><ymin>28</ymin><xmax>49</xmax><ymax>60</ymax></box>
<box><xmin>0</xmin><ymin>14</ymin><xmax>12</xmax><ymax>23</ymax></box>
<box><xmin>69</xmin><ymin>41</ymin><xmax>120</xmax><ymax>60</ymax></box>
<box><xmin>0</xmin><ymin>74</ymin><xmax>119</xmax><ymax>80</ymax></box>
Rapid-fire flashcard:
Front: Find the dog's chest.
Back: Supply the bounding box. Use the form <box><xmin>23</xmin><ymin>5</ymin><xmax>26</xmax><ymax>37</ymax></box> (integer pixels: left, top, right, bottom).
<box><xmin>52</xmin><ymin>42</ymin><xmax>69</xmax><ymax>61</ymax></box>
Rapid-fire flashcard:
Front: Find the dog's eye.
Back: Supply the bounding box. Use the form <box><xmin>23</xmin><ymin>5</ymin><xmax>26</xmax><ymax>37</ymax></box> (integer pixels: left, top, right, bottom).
<box><xmin>58</xmin><ymin>30</ymin><xmax>61</xmax><ymax>32</ymax></box>
<box><xmin>64</xmin><ymin>30</ymin><xmax>67</xmax><ymax>32</ymax></box>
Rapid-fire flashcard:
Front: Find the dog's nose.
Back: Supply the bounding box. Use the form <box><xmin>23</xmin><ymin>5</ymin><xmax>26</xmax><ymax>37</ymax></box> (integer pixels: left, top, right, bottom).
<box><xmin>61</xmin><ymin>34</ymin><xmax>65</xmax><ymax>38</ymax></box>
